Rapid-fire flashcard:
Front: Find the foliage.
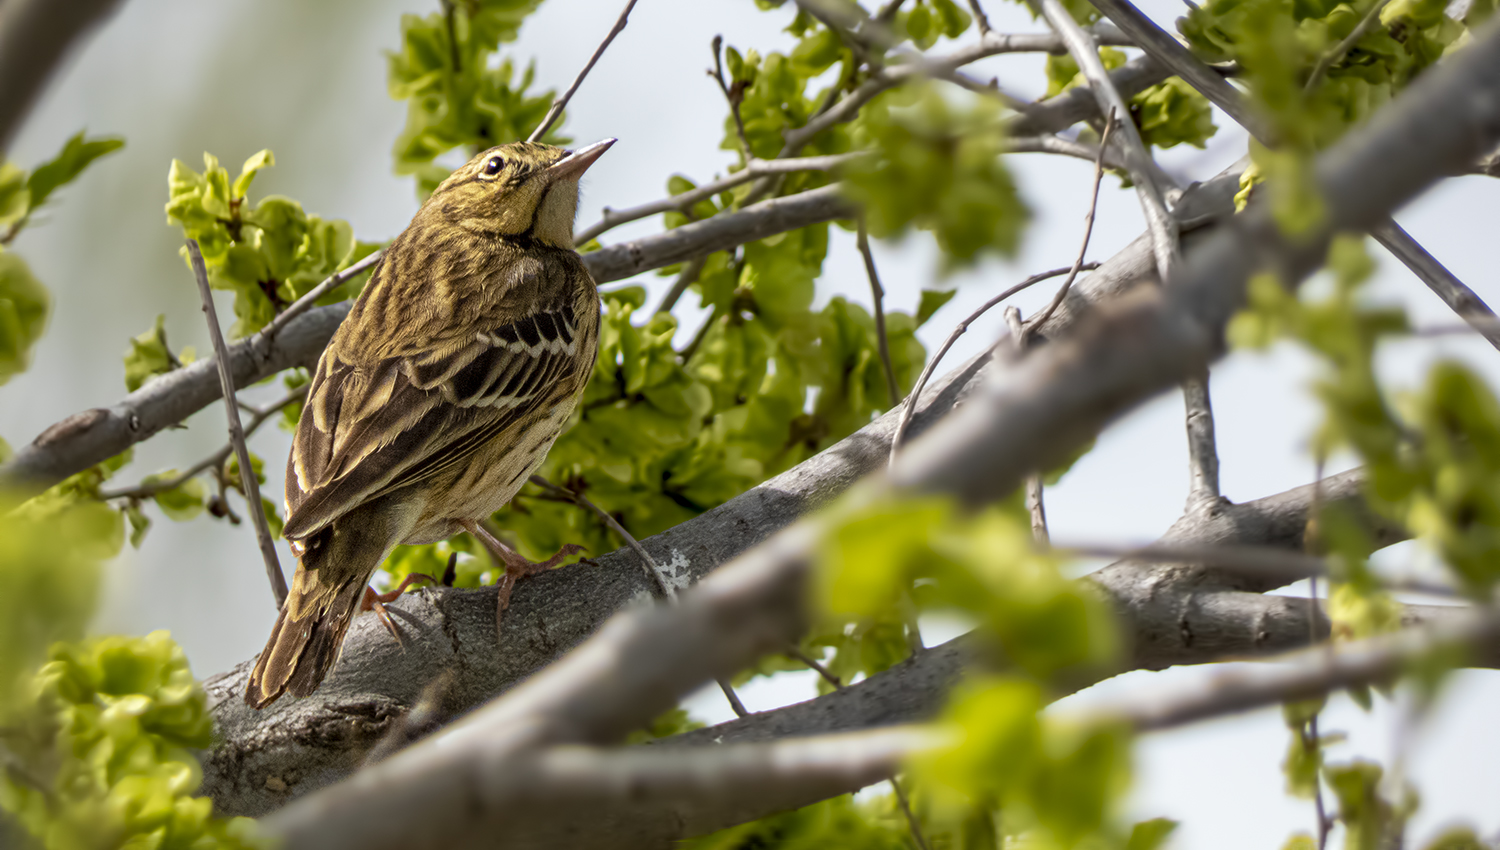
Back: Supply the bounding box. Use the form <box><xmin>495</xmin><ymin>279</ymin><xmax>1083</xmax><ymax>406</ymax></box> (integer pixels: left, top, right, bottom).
<box><xmin>0</xmin><ymin>633</ymin><xmax>262</xmax><ymax>850</ymax></box>
<box><xmin>1</xmin><ymin>0</ymin><xmax>1495</xmax><ymax>846</ymax></box>
<box><xmin>164</xmin><ymin>150</ymin><xmax>380</xmax><ymax>339</ymax></box>
<box><xmin>0</xmin><ymin>247</ymin><xmax>49</xmax><ymax>387</ymax></box>
<box><xmin>844</xmin><ymin>84</ymin><xmax>1030</xmax><ymax>268</ymax></box>
<box><xmin>1044</xmin><ymin>49</ymin><xmax>1218</xmax><ymax>151</ymax></box>
<box><xmin>0</xmin><ymin>132</ymin><xmax>123</xmax><ymax>385</ymax></box>
<box><xmin>1181</xmin><ymin>0</ymin><xmax>1466</xmax><ymax>230</ymax></box>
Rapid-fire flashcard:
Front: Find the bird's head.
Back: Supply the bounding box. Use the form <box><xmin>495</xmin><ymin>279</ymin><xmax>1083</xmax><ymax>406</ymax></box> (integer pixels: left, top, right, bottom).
<box><xmin>425</xmin><ymin>138</ymin><xmax>615</xmax><ymax>249</ymax></box>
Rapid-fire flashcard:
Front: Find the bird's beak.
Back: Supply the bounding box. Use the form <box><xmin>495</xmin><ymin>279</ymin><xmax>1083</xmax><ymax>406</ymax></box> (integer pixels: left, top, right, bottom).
<box><xmin>546</xmin><ymin>138</ymin><xmax>616</xmax><ymax>183</ymax></box>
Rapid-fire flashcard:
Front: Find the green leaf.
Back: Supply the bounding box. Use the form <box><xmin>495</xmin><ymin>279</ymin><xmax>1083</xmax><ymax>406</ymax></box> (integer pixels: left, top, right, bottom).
<box><xmin>0</xmin><ymin>160</ymin><xmax>29</xmax><ymax>227</ymax></box>
<box><xmin>124</xmin><ymin>502</ymin><xmax>150</xmax><ymax>548</ymax></box>
<box><xmin>25</xmin><ymin>132</ymin><xmax>123</xmax><ymax>210</ymax></box>
<box><xmin>916</xmin><ymin>288</ymin><xmax>957</xmax><ymax>326</ymax></box>
<box><xmin>142</xmin><ymin>473</ymin><xmax>206</xmax><ymax>522</ymax></box>
<box><xmin>233</xmin><ymin>149</ymin><xmax>274</xmax><ymax>198</ymax></box>
<box><xmin>122</xmin><ymin>314</ymin><xmax>178</xmax><ymax>392</ymax></box>
<box><xmin>1126</xmin><ymin>818</ymin><xmax>1179</xmax><ymax>850</ymax></box>
<box><xmin>0</xmin><ymin>247</ymin><xmax>50</xmax><ymax>385</ymax></box>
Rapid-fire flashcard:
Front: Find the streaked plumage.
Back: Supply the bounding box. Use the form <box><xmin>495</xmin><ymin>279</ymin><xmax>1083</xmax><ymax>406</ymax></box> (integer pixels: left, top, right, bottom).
<box><xmin>245</xmin><ymin>139</ymin><xmax>614</xmax><ymax>709</ymax></box>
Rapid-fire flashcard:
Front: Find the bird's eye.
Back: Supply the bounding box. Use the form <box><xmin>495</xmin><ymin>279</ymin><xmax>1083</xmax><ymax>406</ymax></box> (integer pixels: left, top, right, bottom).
<box><xmin>483</xmin><ymin>156</ymin><xmax>504</xmax><ymax>176</ymax></box>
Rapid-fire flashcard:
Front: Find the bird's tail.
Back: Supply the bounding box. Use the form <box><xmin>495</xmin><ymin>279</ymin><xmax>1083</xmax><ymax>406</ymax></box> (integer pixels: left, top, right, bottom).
<box><xmin>244</xmin><ymin>526</ymin><xmax>372</xmax><ymax>709</ymax></box>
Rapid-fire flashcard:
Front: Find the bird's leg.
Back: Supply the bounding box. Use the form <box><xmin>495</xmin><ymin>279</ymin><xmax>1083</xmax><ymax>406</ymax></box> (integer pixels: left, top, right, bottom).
<box><xmin>462</xmin><ymin>520</ymin><xmax>585</xmax><ymax>633</ymax></box>
<box><xmin>360</xmin><ymin>572</ymin><xmax>439</xmax><ymax>646</ymax></box>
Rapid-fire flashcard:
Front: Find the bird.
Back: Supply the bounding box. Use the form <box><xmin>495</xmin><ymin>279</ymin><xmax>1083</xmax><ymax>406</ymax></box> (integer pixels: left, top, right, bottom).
<box><xmin>244</xmin><ymin>138</ymin><xmax>615</xmax><ymax>709</ymax></box>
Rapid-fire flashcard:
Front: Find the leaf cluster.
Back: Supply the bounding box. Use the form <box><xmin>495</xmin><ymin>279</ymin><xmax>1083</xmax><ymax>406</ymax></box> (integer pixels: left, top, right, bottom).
<box><xmin>1044</xmin><ymin>49</ymin><xmax>1218</xmax><ymax>151</ymax></box>
<box><xmin>164</xmin><ymin>150</ymin><xmax>380</xmax><ymax>340</ymax></box>
<box><xmin>388</xmin><ymin>0</ymin><xmax>562</xmax><ymax>197</ymax></box>
<box><xmin>0</xmin><ymin>133</ymin><xmax>123</xmax><ymax>385</ymax></box>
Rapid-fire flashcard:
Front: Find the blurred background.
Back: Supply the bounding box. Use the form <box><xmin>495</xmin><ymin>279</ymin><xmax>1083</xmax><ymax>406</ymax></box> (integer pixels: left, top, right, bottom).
<box><xmin>3</xmin><ymin>0</ymin><xmax>1497</xmax><ymax>845</ymax></box>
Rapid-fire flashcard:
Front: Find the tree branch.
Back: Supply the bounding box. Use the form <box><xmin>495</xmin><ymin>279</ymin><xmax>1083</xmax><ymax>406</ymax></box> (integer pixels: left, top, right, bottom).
<box><xmin>1081</xmin><ymin>0</ymin><xmax>1500</xmax><ymax>356</ymax></box>
<box><xmin>856</xmin><ymin>219</ymin><xmax>901</xmax><ymax>406</ymax></box>
<box><xmin>527</xmin><ymin>0</ymin><xmax>639</xmax><ymax>143</ymax></box>
<box><xmin>0</xmin><ymin>0</ymin><xmax>124</xmax><ymax>154</ymax></box>
<box><xmin>186</xmin><ymin>240</ymin><xmax>286</xmax><ymax>607</ymax></box>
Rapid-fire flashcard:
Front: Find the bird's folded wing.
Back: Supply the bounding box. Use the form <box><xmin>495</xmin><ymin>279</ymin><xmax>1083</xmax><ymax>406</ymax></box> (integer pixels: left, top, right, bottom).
<box><xmin>281</xmin><ymin>303</ymin><xmax>583</xmax><ymax>540</ymax></box>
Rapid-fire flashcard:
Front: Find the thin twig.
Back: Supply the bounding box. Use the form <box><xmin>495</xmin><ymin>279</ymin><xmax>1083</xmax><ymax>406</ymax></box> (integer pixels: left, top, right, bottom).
<box><xmin>1034</xmin><ymin>0</ymin><xmax>1179</xmax><ymax>281</ymax></box>
<box><xmin>887</xmin><ymin>264</ymin><xmax>1098</xmax><ymax>466</ymax></box>
<box><xmin>966</xmin><ymin>0</ymin><xmax>994</xmax><ymax>34</ymax></box>
<box><xmin>526</xmin><ymin>473</ymin><xmax>749</xmax><ymax>717</ymax></box>
<box><xmin>98</xmin><ymin>385</ymin><xmax>307</xmax><ymax>501</ymax></box>
<box><xmin>574</xmin><ymin>153</ymin><xmax>861</xmax><ymax>245</ymax></box>
<box><xmin>857</xmin><ymin>219</ymin><xmax>901</xmax><ymax>407</ymax></box>
<box><xmin>186</xmin><ymin>239</ymin><xmax>287</xmax><ymax>608</ymax></box>
<box><xmin>1370</xmin><ymin>219</ymin><xmax>1500</xmax><ymax>353</ymax></box>
<box><xmin>785</xmin><ymin>646</ymin><xmax>842</xmax><ymax>689</ymax></box>
<box><xmin>528</xmin><ymin>0</ymin><xmax>640</xmax><ymax>143</ymax></box>
<box><xmin>890</xmin><ymin>776</ymin><xmax>932</xmax><ymax>850</ymax></box>
<box><xmin>1305</xmin><ymin>0</ymin><xmax>1392</xmax><ymax>92</ymax></box>
<box><xmin>259</xmin><ymin>251</ymin><xmax>383</xmax><ymax>345</ymax></box>
<box><xmin>710</xmin><ymin>35</ymin><xmax>754</xmax><ymax>164</ymax></box>
<box><xmin>1307</xmin><ymin>459</ymin><xmax>1332</xmax><ymax>850</ymax></box>
<box><xmin>528</xmin><ymin>475</ymin><xmax>674</xmax><ymax>600</ymax></box>
<box><xmin>1025</xmin><ymin>112</ymin><xmax>1116</xmax><ymax>335</ymax></box>
<box><xmin>655</xmin><ymin>256</ymin><xmax>707</xmax><ymax>316</ymax></box>
<box><xmin>1006</xmin><ymin>306</ymin><xmax>1051</xmax><ymax>545</ymax></box>
<box><xmin>1007</xmin><ymin>132</ymin><xmax>1130</xmax><ymax>171</ymax></box>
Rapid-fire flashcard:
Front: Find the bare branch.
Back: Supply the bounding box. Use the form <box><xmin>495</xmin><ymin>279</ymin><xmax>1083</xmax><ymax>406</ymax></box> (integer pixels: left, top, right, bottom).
<box><xmin>527</xmin><ymin>0</ymin><xmax>640</xmax><ymax>143</ymax></box>
<box><xmin>1369</xmin><ymin>219</ymin><xmax>1500</xmax><ymax>353</ymax></box>
<box><xmin>857</xmin><ymin>219</ymin><xmax>901</xmax><ymax>406</ymax></box>
<box><xmin>889</xmin><ymin>264</ymin><xmax>1095</xmax><ymax>465</ymax></box>
<box><xmin>710</xmin><ymin>34</ymin><xmax>754</xmax><ymax>163</ymax></box>
<box><xmin>529</xmin><ymin>472</ymin><xmax>753</xmax><ymax>716</ymax></box>
<box><xmin>574</xmin><ymin>153</ymin><xmax>861</xmax><ymax>246</ymax></box>
<box><xmin>1005</xmin><ymin>305</ymin><xmax>1052</xmax><ymax>544</ymax></box>
<box><xmin>967</xmin><ymin>0</ymin><xmax>994</xmax><ymax>35</ymax></box>
<box><xmin>185</xmin><ymin>239</ymin><xmax>287</xmax><ymax>608</ymax></box>
<box><xmin>1079</xmin><ymin>606</ymin><xmax>1500</xmax><ymax>733</ymax></box>
<box><xmin>96</xmin><ymin>385</ymin><xmax>306</xmax><ymax>501</ymax></box>
<box><xmin>0</xmin><ymin>0</ymin><xmax>124</xmax><ymax>154</ymax></box>
<box><xmin>583</xmin><ymin>185</ymin><xmax>858</xmax><ymax>282</ymax></box>
<box><xmin>1033</xmin><ymin>0</ymin><xmax>1179</xmax><ymax>282</ymax></box>
<box><xmin>1181</xmin><ymin>373</ymin><xmax>1221</xmax><ymax>507</ymax></box>
<box><xmin>654</xmin><ymin>256</ymin><xmax>706</xmax><ymax>316</ymax></box>
<box><xmin>258</xmin><ymin>252</ymin><xmax>383</xmax><ymax>346</ymax></box>
<box><xmin>1006</xmin><ymin>132</ymin><xmax>1130</xmax><ymax>171</ymax></box>
<box><xmin>1026</xmin><ymin>112</ymin><xmax>1115</xmax><ymax>335</ymax></box>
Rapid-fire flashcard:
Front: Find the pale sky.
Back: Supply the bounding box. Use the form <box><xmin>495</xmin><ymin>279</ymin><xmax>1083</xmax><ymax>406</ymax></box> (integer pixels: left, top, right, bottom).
<box><xmin>4</xmin><ymin>0</ymin><xmax>1498</xmax><ymax>845</ymax></box>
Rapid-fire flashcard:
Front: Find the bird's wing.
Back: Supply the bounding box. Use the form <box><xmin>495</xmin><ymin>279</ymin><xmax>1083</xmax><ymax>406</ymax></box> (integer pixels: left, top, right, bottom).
<box><xmin>281</xmin><ymin>298</ymin><xmax>586</xmax><ymax>541</ymax></box>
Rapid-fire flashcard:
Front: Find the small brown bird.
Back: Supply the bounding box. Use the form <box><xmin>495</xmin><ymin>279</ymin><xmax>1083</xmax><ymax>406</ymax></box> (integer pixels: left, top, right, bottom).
<box><xmin>244</xmin><ymin>138</ymin><xmax>614</xmax><ymax>709</ymax></box>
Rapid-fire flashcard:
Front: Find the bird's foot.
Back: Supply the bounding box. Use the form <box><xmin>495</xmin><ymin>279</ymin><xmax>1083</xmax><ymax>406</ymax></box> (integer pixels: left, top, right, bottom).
<box><xmin>462</xmin><ymin>520</ymin><xmax>586</xmax><ymax>634</ymax></box>
<box><xmin>360</xmin><ymin>572</ymin><xmax>439</xmax><ymax>646</ymax></box>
